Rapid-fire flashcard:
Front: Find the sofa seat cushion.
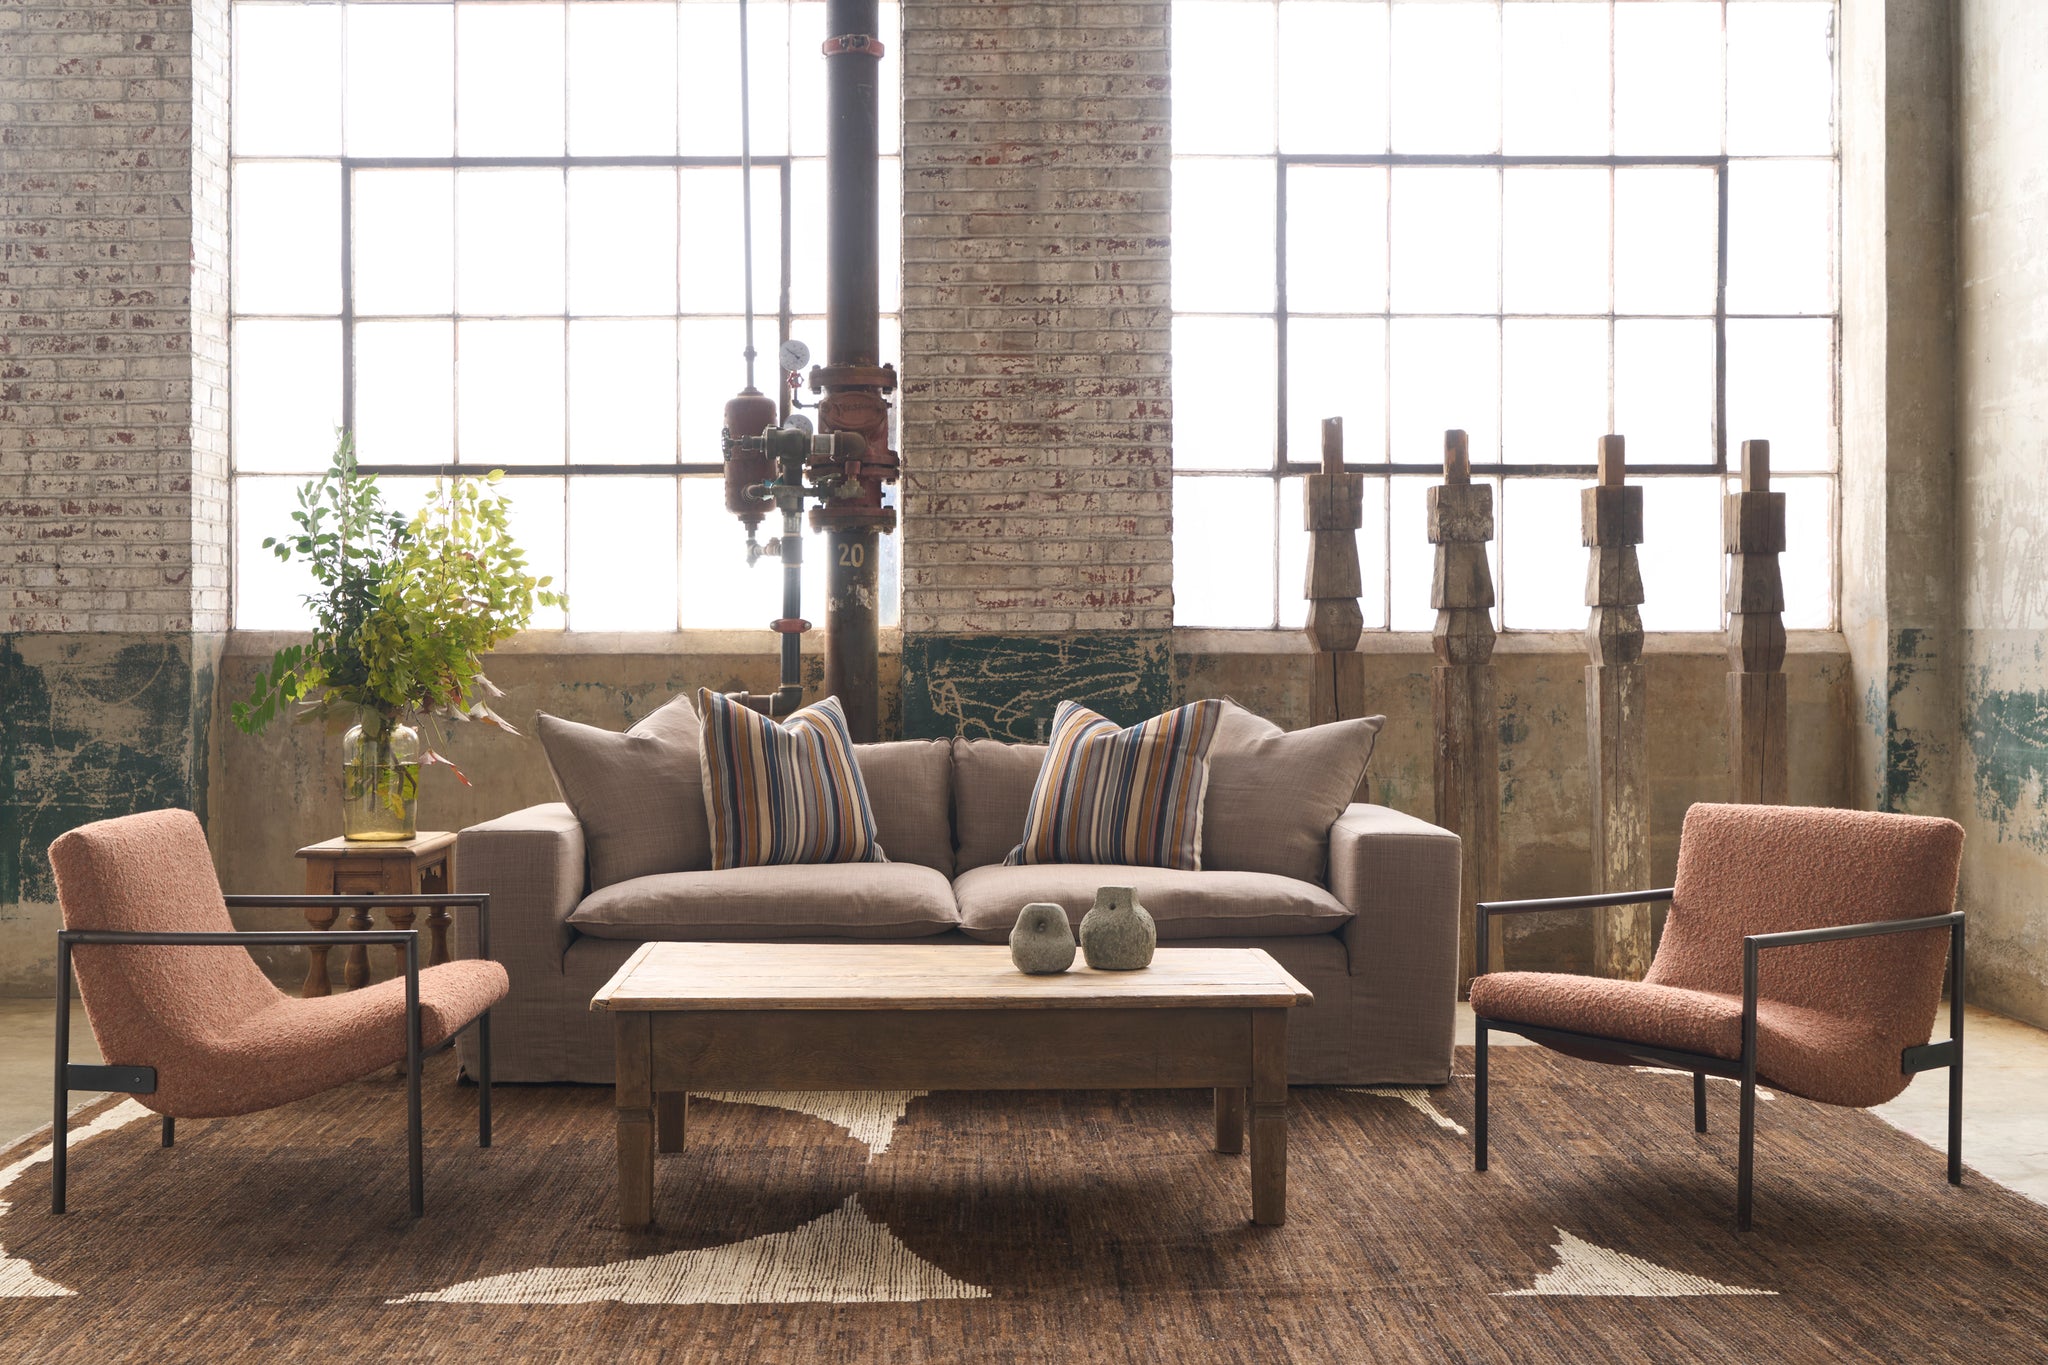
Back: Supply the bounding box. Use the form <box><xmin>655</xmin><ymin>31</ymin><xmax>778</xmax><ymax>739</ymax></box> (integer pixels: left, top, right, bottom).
<box><xmin>953</xmin><ymin>863</ymin><xmax>1352</xmax><ymax>943</ymax></box>
<box><xmin>569</xmin><ymin>863</ymin><xmax>958</xmax><ymax>942</ymax></box>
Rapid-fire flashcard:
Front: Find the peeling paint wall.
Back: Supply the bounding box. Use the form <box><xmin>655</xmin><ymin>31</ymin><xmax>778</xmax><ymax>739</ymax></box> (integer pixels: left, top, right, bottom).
<box><xmin>1955</xmin><ymin>0</ymin><xmax>2048</xmax><ymax>1026</ymax></box>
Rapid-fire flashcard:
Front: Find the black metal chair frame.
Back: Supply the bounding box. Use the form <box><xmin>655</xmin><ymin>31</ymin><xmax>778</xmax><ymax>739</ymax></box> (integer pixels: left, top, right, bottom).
<box><xmin>53</xmin><ymin>892</ymin><xmax>494</xmax><ymax>1219</ymax></box>
<box><xmin>1471</xmin><ymin>886</ymin><xmax>1964</xmax><ymax>1231</ymax></box>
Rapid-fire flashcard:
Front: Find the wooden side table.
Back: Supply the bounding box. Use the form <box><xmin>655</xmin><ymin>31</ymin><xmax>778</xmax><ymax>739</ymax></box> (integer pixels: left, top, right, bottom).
<box><xmin>294</xmin><ymin>832</ymin><xmax>458</xmax><ymax>997</ymax></box>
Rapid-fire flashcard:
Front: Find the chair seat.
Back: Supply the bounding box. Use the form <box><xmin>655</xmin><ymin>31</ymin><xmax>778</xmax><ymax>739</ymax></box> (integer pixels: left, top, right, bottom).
<box><xmin>1470</xmin><ymin>970</ymin><xmax>1904</xmax><ymax>1108</ymax></box>
<box><xmin>132</xmin><ymin>959</ymin><xmax>509</xmax><ymax>1119</ymax></box>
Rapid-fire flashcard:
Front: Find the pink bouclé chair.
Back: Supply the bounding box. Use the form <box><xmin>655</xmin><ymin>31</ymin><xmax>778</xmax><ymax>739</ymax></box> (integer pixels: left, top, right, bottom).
<box><xmin>1469</xmin><ymin>803</ymin><xmax>1966</xmax><ymax>1230</ymax></box>
<box><xmin>47</xmin><ymin>809</ymin><xmax>510</xmax><ymax>1217</ymax></box>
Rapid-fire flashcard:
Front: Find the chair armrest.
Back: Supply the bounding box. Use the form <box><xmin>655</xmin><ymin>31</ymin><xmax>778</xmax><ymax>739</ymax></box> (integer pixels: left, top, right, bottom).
<box><xmin>456</xmin><ymin>803</ymin><xmax>585</xmax><ymax>974</ymax></box>
<box><xmin>1475</xmin><ymin>888</ymin><xmax>1674</xmax><ymax>974</ymax></box>
<box><xmin>61</xmin><ymin>929</ymin><xmax>417</xmax><ymax>947</ymax></box>
<box><xmin>1745</xmin><ymin>910</ymin><xmax>1962</xmax><ymax>953</ymax></box>
<box><xmin>1740</xmin><ymin>912</ymin><xmax>1966</xmax><ymax>1078</ymax></box>
<box><xmin>1326</xmin><ymin>803</ymin><xmax>1461</xmax><ymax>982</ymax></box>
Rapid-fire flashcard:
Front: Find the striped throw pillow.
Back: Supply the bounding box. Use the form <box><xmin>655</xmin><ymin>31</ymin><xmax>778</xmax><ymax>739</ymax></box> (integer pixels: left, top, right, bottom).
<box><xmin>1007</xmin><ymin>699</ymin><xmax>1227</xmax><ymax>870</ymax></box>
<box><xmin>697</xmin><ymin>690</ymin><xmax>888</xmax><ymax>869</ymax></box>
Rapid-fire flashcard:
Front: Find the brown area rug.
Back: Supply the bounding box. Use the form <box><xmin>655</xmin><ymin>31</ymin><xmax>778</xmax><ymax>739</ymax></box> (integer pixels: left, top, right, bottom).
<box><xmin>1</xmin><ymin>1047</ymin><xmax>2044</xmax><ymax>1363</ymax></box>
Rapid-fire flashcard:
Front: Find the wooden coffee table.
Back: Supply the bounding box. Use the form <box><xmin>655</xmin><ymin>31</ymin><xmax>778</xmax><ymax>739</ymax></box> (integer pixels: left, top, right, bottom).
<box><xmin>591</xmin><ymin>943</ymin><xmax>1313</xmax><ymax>1231</ymax></box>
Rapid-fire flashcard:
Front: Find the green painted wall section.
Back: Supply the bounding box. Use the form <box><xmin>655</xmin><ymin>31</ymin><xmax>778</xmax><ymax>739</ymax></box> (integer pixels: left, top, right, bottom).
<box><xmin>900</xmin><ymin>632</ymin><xmax>1176</xmax><ymax>740</ymax></box>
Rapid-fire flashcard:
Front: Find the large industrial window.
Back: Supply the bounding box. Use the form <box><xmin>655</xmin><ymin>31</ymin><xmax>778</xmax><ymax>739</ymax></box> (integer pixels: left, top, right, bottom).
<box><xmin>1170</xmin><ymin>0</ymin><xmax>1838</xmax><ymax>632</ymax></box>
<box><xmin>229</xmin><ymin>1</ymin><xmax>902</xmax><ymax>631</ymax></box>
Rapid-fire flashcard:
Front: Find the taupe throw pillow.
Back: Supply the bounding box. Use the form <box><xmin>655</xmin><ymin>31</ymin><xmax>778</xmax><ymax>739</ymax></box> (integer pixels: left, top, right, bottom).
<box><xmin>1200</xmin><ymin>701</ymin><xmax>1383</xmax><ymax>884</ymax></box>
<box><xmin>536</xmin><ymin>693</ymin><xmax>712</xmax><ymax>889</ymax></box>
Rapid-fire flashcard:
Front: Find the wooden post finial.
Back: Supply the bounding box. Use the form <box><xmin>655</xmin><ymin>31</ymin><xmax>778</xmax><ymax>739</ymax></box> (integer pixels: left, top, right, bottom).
<box><xmin>1321</xmin><ymin>417</ymin><xmax>1344</xmax><ymax>478</ymax></box>
<box><xmin>1740</xmin><ymin>439</ymin><xmax>1771</xmax><ymax>493</ymax></box>
<box><xmin>1443</xmin><ymin>429</ymin><xmax>1470</xmax><ymax>485</ymax></box>
<box><xmin>1598</xmin><ymin>434</ymin><xmax>1626</xmax><ymax>487</ymax></box>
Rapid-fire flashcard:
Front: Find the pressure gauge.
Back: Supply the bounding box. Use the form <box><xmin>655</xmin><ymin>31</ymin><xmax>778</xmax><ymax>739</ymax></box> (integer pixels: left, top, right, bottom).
<box><xmin>782</xmin><ymin>411</ymin><xmax>815</xmax><ymax>435</ymax></box>
<box><xmin>778</xmin><ymin>339</ymin><xmax>811</xmax><ymax>375</ymax></box>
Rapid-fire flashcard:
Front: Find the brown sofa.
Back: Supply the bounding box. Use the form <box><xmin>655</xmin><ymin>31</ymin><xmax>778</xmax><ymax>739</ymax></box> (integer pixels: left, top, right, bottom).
<box><xmin>455</xmin><ymin>737</ymin><xmax>1462</xmax><ymax>1086</ymax></box>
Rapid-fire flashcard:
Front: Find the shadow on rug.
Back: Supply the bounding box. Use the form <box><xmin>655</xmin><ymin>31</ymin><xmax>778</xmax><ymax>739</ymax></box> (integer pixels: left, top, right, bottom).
<box><xmin>0</xmin><ymin>1046</ymin><xmax>2041</xmax><ymax>1363</ymax></box>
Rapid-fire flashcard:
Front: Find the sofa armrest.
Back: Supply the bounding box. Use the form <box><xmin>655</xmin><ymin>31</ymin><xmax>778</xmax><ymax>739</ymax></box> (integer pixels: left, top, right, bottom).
<box><xmin>455</xmin><ymin>803</ymin><xmax>586</xmax><ymax>975</ymax></box>
<box><xmin>1327</xmin><ymin>803</ymin><xmax>1462</xmax><ymax>984</ymax></box>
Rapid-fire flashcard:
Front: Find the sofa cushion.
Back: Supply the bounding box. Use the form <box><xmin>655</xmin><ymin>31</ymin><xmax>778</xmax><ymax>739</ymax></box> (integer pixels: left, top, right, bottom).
<box><xmin>1008</xmin><ymin>699</ymin><xmax>1227</xmax><ymax>870</ymax></box>
<box><xmin>1203</xmin><ymin>702</ymin><xmax>1384</xmax><ymax>884</ymax></box>
<box><xmin>536</xmin><ymin>693</ymin><xmax>709</xmax><ymax>890</ymax></box>
<box><xmin>953</xmin><ymin>863</ymin><xmax>1352</xmax><ymax>943</ymax></box>
<box><xmin>568</xmin><ymin>862</ymin><xmax>959</xmax><ymax>942</ymax></box>
<box><xmin>953</xmin><ymin>739</ymin><xmax>1047</xmax><ymax>873</ymax></box>
<box><xmin>856</xmin><ymin>740</ymin><xmax>954</xmax><ymax>876</ymax></box>
<box><xmin>698</xmin><ymin>690</ymin><xmax>886</xmax><ymax>869</ymax></box>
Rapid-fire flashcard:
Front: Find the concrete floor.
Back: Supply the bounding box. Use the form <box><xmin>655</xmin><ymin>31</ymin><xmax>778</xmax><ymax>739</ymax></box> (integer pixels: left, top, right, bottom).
<box><xmin>2</xmin><ymin>998</ymin><xmax>2042</xmax><ymax>1206</ymax></box>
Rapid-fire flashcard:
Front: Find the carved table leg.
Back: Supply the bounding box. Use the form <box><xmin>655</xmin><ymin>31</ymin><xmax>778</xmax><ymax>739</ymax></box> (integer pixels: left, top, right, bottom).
<box><xmin>617</xmin><ymin>1014</ymin><xmax>655</xmax><ymax>1231</ymax></box>
<box><xmin>427</xmin><ymin>906</ymin><xmax>452</xmax><ymax>967</ymax></box>
<box><xmin>344</xmin><ymin>904</ymin><xmax>372</xmax><ymax>991</ymax></box>
<box><xmin>302</xmin><ymin>904</ymin><xmax>339</xmax><ymax>998</ymax></box>
<box><xmin>1250</xmin><ymin>1009</ymin><xmax>1289</xmax><ymax>1226</ymax></box>
<box><xmin>384</xmin><ymin>905</ymin><xmax>418</xmax><ymax>981</ymax></box>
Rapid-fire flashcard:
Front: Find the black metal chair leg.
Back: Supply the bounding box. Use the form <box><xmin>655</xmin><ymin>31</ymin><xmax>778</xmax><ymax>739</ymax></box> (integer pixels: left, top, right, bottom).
<box><xmin>405</xmin><ymin>939</ymin><xmax>424</xmax><ymax>1218</ymax></box>
<box><xmin>478</xmin><ymin>1011</ymin><xmax>493</xmax><ymax>1149</ymax></box>
<box><xmin>1949</xmin><ymin>918</ymin><xmax>1965</xmax><ymax>1187</ymax></box>
<box><xmin>1737</xmin><ymin>1073</ymin><xmax>1757</xmax><ymax>1231</ymax></box>
<box><xmin>162</xmin><ymin>1116</ymin><xmax>175</xmax><ymax>1148</ymax></box>
<box><xmin>1694</xmin><ymin>1072</ymin><xmax>1708</xmax><ymax>1133</ymax></box>
<box><xmin>52</xmin><ymin>942</ymin><xmax>71</xmax><ymax>1216</ymax></box>
<box><xmin>1475</xmin><ymin>1020</ymin><xmax>1489</xmax><ymax>1172</ymax></box>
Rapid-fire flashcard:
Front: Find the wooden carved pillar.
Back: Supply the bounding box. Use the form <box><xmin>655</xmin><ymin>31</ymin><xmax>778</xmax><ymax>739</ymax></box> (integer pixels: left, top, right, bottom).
<box><xmin>1583</xmin><ymin>435</ymin><xmax>1653</xmax><ymax>980</ymax></box>
<box><xmin>1726</xmin><ymin>439</ymin><xmax>1789</xmax><ymax>803</ymax></box>
<box><xmin>1428</xmin><ymin>430</ymin><xmax>1501</xmax><ymax>995</ymax></box>
<box><xmin>1305</xmin><ymin>419</ymin><xmax>1369</xmax><ymax>793</ymax></box>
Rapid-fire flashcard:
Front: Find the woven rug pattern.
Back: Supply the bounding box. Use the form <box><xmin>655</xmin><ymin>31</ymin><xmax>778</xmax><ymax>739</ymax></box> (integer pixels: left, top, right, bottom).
<box><xmin>1</xmin><ymin>1047</ymin><xmax>2043</xmax><ymax>1362</ymax></box>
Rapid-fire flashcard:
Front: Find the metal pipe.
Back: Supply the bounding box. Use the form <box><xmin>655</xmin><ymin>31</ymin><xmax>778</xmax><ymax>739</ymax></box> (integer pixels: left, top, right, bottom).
<box><xmin>825</xmin><ymin>0</ymin><xmax>879</xmax><ymax>370</ymax></box>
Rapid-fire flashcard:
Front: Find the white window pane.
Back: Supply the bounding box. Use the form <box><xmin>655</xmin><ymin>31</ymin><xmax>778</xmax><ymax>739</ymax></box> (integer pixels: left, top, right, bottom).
<box><xmin>880</xmin><ymin>156</ymin><xmax>903</xmax><ymax>314</ymax></box>
<box><xmin>1499</xmin><ymin>478</ymin><xmax>1584</xmax><ymax>630</ymax></box>
<box><xmin>1391</xmin><ymin>3</ymin><xmax>1499</xmax><ymax>154</ymax></box>
<box><xmin>1614</xmin><ymin>167</ymin><xmax>1718</xmax><ymax>315</ymax></box>
<box><xmin>232</xmin><ymin>320</ymin><xmax>341</xmax><ymax>473</ymax></box>
<box><xmin>459</xmin><ymin>320</ymin><xmax>566</xmax><ymax>464</ymax></box>
<box><xmin>233</xmin><ymin>162</ymin><xmax>341</xmax><ymax>315</ymax></box>
<box><xmin>1280</xmin><ymin>474</ymin><xmax>1386</xmax><ymax>630</ymax></box>
<box><xmin>235</xmin><ymin>477</ymin><xmax>320</xmax><ymax>629</ymax></box>
<box><xmin>569</xmin><ymin>169</ymin><xmax>678</xmax><ymax>316</ymax></box>
<box><xmin>677</xmin><ymin>3</ymin><xmax>743</xmax><ymax>152</ymax></box>
<box><xmin>1173</xmin><ymin>2</ymin><xmax>1276</xmax><ymax>154</ymax></box>
<box><xmin>678</xmin><ymin>167</ymin><xmax>783</xmax><ymax>316</ymax></box>
<box><xmin>1727</xmin><ymin>318</ymin><xmax>1834</xmax><ymax>472</ymax></box>
<box><xmin>1727</xmin><ymin>159</ymin><xmax>1835</xmax><ymax>316</ymax></box>
<box><xmin>355</xmin><ymin>321</ymin><xmax>454</xmax><ymax>466</ymax></box>
<box><xmin>458</xmin><ymin>5</ymin><xmax>566</xmax><ymax>155</ymax></box>
<box><xmin>344</xmin><ymin>5</ymin><xmax>454</xmax><ymax>156</ymax></box>
<box><xmin>790</xmin><ymin>159</ymin><xmax>825</xmax><ymax>315</ymax></box>
<box><xmin>353</xmin><ymin>169</ymin><xmax>453</xmax><ymax>316</ymax></box>
<box><xmin>680</xmin><ymin>317</ymin><xmax>781</xmax><ymax>460</ymax></box>
<box><xmin>1502</xmin><ymin>319</ymin><xmax>1607</xmax><ymax>465</ymax></box>
<box><xmin>1175</xmin><ymin>478</ymin><xmax>1277</xmax><ymax>628</ymax></box>
<box><xmin>1503</xmin><ymin>168</ymin><xmax>1609</xmax><ymax>315</ymax></box>
<box><xmin>1638</xmin><ymin>476</ymin><xmax>1722</xmax><ymax>631</ymax></box>
<box><xmin>1615</xmin><ymin>2</ymin><xmax>1722</xmax><ymax>155</ymax></box>
<box><xmin>1389</xmin><ymin>167</ymin><xmax>1499</xmax><ymax>314</ymax></box>
<box><xmin>1279</xmin><ymin>2</ymin><xmax>1389</xmax><ymax>154</ymax></box>
<box><xmin>679</xmin><ymin>477</ymin><xmax>783</xmax><ymax>628</ymax></box>
<box><xmin>1288</xmin><ymin>318</ymin><xmax>1387</xmax><ymax>466</ymax></box>
<box><xmin>879</xmin><ymin>4</ymin><xmax>902</xmax><ymax>155</ymax></box>
<box><xmin>1286</xmin><ymin>166</ymin><xmax>1386</xmax><ymax>314</ymax></box>
<box><xmin>570</xmin><ymin>319</ymin><xmax>679</xmax><ymax>462</ymax></box>
<box><xmin>234</xmin><ymin>6</ymin><xmax>340</xmax><ymax>155</ymax></box>
<box><xmin>496</xmin><ymin>476</ymin><xmax>567</xmax><ymax>630</ymax></box>
<box><xmin>569</xmin><ymin>3</ymin><xmax>679</xmax><ymax>155</ymax></box>
<box><xmin>1778</xmin><ymin>475</ymin><xmax>1832</xmax><ymax>629</ymax></box>
<box><xmin>790</xmin><ymin>1</ymin><xmax>828</xmax><ymax>157</ymax></box>
<box><xmin>1615</xmin><ymin>319</ymin><xmax>1715</xmax><ymax>466</ymax></box>
<box><xmin>1172</xmin><ymin>317</ymin><xmax>1276</xmax><ymax>471</ymax></box>
<box><xmin>457</xmin><ymin>169</ymin><xmax>567</xmax><ymax>315</ymax></box>
<box><xmin>1174</xmin><ymin>158</ymin><xmax>1276</xmax><ymax>314</ymax></box>
<box><xmin>1502</xmin><ymin>2</ymin><xmax>1609</xmax><ymax>155</ymax></box>
<box><xmin>568</xmin><ymin>477</ymin><xmax>679</xmax><ymax>630</ymax></box>
<box><xmin>1727</xmin><ymin>3</ymin><xmax>1835</xmax><ymax>157</ymax></box>
<box><xmin>1388</xmin><ymin>318</ymin><xmax>1499</xmax><ymax>464</ymax></box>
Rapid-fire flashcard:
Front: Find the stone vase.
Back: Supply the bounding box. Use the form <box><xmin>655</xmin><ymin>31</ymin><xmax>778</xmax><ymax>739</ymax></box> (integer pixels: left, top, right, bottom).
<box><xmin>1010</xmin><ymin>903</ymin><xmax>1076</xmax><ymax>974</ymax></box>
<box><xmin>1080</xmin><ymin>885</ymin><xmax>1155</xmax><ymax>970</ymax></box>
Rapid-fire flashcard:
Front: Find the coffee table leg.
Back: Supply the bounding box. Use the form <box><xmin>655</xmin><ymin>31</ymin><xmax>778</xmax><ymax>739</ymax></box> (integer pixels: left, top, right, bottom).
<box><xmin>1250</xmin><ymin>1009</ymin><xmax>1287</xmax><ymax>1226</ymax></box>
<box><xmin>616</xmin><ymin>1013</ymin><xmax>654</xmax><ymax>1230</ymax></box>
<box><xmin>657</xmin><ymin>1091</ymin><xmax>687</xmax><ymax>1154</ymax></box>
<box><xmin>1215</xmin><ymin>1087</ymin><xmax>1246</xmax><ymax>1155</ymax></box>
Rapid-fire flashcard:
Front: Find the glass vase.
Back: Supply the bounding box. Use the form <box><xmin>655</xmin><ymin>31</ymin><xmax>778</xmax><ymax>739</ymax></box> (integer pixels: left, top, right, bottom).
<box><xmin>342</xmin><ymin>712</ymin><xmax>420</xmax><ymax>841</ymax></box>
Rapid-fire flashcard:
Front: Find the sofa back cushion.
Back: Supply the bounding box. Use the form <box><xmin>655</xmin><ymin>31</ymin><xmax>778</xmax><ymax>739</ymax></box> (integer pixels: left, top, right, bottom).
<box><xmin>855</xmin><ymin>740</ymin><xmax>955</xmax><ymax>876</ymax></box>
<box><xmin>537</xmin><ymin>693</ymin><xmax>710</xmax><ymax>890</ymax></box>
<box><xmin>953</xmin><ymin>738</ymin><xmax>1048</xmax><ymax>872</ymax></box>
<box><xmin>1202</xmin><ymin>702</ymin><xmax>1384</xmax><ymax>883</ymax></box>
